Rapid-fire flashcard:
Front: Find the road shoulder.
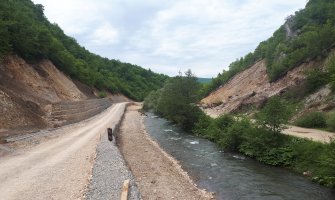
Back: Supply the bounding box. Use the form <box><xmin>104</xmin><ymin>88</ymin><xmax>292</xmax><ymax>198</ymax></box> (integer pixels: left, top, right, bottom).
<box><xmin>85</xmin><ymin>130</ymin><xmax>141</xmax><ymax>200</ymax></box>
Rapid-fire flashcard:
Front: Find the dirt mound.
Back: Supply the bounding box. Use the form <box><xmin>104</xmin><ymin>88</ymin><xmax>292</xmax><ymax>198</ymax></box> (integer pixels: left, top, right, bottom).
<box><xmin>201</xmin><ymin>59</ymin><xmax>319</xmax><ymax>117</ymax></box>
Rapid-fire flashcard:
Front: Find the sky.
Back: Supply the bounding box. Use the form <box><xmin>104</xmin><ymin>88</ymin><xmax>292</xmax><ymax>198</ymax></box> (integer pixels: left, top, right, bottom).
<box><xmin>32</xmin><ymin>0</ymin><xmax>307</xmax><ymax>78</ymax></box>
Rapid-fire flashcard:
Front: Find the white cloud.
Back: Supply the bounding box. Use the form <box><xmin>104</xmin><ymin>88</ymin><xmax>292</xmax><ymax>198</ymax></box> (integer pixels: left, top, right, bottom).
<box><xmin>88</xmin><ymin>23</ymin><xmax>119</xmax><ymax>46</ymax></box>
<box><xmin>32</xmin><ymin>0</ymin><xmax>306</xmax><ymax>77</ymax></box>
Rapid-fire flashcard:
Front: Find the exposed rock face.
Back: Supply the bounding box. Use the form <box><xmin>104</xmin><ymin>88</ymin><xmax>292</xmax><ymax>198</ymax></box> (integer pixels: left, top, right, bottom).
<box><xmin>0</xmin><ymin>55</ymin><xmax>87</xmax><ymax>131</ymax></box>
<box><xmin>201</xmin><ymin>59</ymin><xmax>318</xmax><ymax>117</ymax></box>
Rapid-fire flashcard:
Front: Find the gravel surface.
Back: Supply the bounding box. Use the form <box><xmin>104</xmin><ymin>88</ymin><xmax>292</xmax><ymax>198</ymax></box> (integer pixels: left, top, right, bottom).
<box><xmin>0</xmin><ymin>103</ymin><xmax>126</xmax><ymax>200</ymax></box>
<box><xmin>118</xmin><ymin>104</ymin><xmax>213</xmax><ymax>200</ymax></box>
<box><xmin>85</xmin><ymin>117</ymin><xmax>141</xmax><ymax>200</ymax></box>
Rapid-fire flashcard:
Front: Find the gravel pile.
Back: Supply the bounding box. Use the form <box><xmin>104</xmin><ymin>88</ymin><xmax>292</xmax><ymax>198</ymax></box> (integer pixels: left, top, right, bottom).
<box><xmin>85</xmin><ymin>130</ymin><xmax>141</xmax><ymax>200</ymax></box>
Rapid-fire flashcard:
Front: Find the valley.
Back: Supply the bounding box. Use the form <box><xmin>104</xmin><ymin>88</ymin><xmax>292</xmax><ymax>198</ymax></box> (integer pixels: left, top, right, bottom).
<box><xmin>1</xmin><ymin>0</ymin><xmax>335</xmax><ymax>199</ymax></box>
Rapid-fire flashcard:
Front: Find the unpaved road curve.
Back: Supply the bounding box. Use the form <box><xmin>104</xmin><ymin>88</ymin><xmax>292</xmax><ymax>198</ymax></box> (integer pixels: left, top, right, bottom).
<box><xmin>0</xmin><ymin>103</ymin><xmax>126</xmax><ymax>200</ymax></box>
<box><xmin>283</xmin><ymin>125</ymin><xmax>335</xmax><ymax>143</ymax></box>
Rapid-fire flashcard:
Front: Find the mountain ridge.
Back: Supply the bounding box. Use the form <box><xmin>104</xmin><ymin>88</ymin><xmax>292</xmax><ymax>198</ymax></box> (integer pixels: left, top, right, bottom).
<box><xmin>201</xmin><ymin>0</ymin><xmax>335</xmax><ymax>118</ymax></box>
<box><xmin>0</xmin><ymin>0</ymin><xmax>168</xmax><ymax>101</ymax></box>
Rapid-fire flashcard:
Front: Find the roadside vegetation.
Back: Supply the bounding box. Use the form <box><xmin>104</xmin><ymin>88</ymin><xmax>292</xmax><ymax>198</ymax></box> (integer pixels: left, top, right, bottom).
<box><xmin>295</xmin><ymin>111</ymin><xmax>335</xmax><ymax>132</ymax></box>
<box><xmin>0</xmin><ymin>0</ymin><xmax>167</xmax><ymax>101</ymax></box>
<box><xmin>201</xmin><ymin>0</ymin><xmax>335</xmax><ymax>97</ymax></box>
<box><xmin>144</xmin><ymin>70</ymin><xmax>335</xmax><ymax>188</ymax></box>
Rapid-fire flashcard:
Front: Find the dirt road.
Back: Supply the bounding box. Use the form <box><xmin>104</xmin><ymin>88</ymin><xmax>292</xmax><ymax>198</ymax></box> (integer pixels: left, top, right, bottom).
<box><xmin>283</xmin><ymin>125</ymin><xmax>335</xmax><ymax>143</ymax></box>
<box><xmin>0</xmin><ymin>103</ymin><xmax>126</xmax><ymax>200</ymax></box>
<box><xmin>118</xmin><ymin>104</ymin><xmax>213</xmax><ymax>200</ymax></box>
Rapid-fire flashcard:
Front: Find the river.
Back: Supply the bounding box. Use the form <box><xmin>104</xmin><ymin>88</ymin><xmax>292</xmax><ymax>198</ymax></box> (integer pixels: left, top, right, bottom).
<box><xmin>144</xmin><ymin>113</ymin><xmax>335</xmax><ymax>200</ymax></box>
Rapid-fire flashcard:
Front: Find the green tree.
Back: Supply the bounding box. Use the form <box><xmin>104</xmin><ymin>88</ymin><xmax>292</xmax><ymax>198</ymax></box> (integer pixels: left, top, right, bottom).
<box><xmin>154</xmin><ymin>70</ymin><xmax>202</xmax><ymax>130</ymax></box>
<box><xmin>256</xmin><ymin>96</ymin><xmax>292</xmax><ymax>134</ymax></box>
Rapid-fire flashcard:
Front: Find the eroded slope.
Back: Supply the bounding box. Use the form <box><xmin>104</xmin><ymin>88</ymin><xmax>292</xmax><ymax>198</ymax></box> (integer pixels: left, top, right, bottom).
<box><xmin>201</xmin><ymin>59</ymin><xmax>320</xmax><ymax>117</ymax></box>
<box><xmin>0</xmin><ymin>55</ymin><xmax>87</xmax><ymax>132</ymax></box>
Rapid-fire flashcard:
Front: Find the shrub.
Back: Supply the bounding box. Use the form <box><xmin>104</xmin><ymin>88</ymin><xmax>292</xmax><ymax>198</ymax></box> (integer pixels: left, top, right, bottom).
<box><xmin>215</xmin><ymin>114</ymin><xmax>235</xmax><ymax>132</ymax></box>
<box><xmin>239</xmin><ymin>128</ymin><xmax>283</xmax><ymax>158</ymax></box>
<box><xmin>327</xmin><ymin>54</ymin><xmax>335</xmax><ymax>91</ymax></box>
<box><xmin>193</xmin><ymin>114</ymin><xmax>212</xmax><ymax>136</ymax></box>
<box><xmin>98</xmin><ymin>91</ymin><xmax>107</xmax><ymax>98</ymax></box>
<box><xmin>295</xmin><ymin>112</ymin><xmax>327</xmax><ymax>128</ymax></box>
<box><xmin>218</xmin><ymin>118</ymin><xmax>251</xmax><ymax>151</ymax></box>
<box><xmin>238</xmin><ymin>128</ymin><xmax>268</xmax><ymax>158</ymax></box>
<box><xmin>305</xmin><ymin>69</ymin><xmax>329</xmax><ymax>94</ymax></box>
<box><xmin>318</xmin><ymin>140</ymin><xmax>335</xmax><ymax>187</ymax></box>
<box><xmin>260</xmin><ymin>146</ymin><xmax>295</xmax><ymax>166</ymax></box>
<box><xmin>202</xmin><ymin>123</ymin><xmax>221</xmax><ymax>141</ymax></box>
<box><xmin>326</xmin><ymin>112</ymin><xmax>335</xmax><ymax>132</ymax></box>
<box><xmin>177</xmin><ymin>105</ymin><xmax>204</xmax><ymax>131</ymax></box>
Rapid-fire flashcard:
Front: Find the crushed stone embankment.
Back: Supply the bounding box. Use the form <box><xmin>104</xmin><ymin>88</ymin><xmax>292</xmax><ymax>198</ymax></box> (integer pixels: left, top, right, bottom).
<box><xmin>85</xmin><ymin>123</ymin><xmax>141</xmax><ymax>200</ymax></box>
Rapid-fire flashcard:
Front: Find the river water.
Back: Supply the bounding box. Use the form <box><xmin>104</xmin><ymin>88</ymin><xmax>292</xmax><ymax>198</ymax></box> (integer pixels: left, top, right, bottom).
<box><xmin>144</xmin><ymin>113</ymin><xmax>335</xmax><ymax>200</ymax></box>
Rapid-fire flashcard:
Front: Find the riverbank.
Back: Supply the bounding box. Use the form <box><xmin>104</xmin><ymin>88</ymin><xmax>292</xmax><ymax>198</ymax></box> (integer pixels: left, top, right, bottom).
<box><xmin>119</xmin><ymin>104</ymin><xmax>213</xmax><ymax>199</ymax></box>
<box><xmin>143</xmin><ymin>111</ymin><xmax>335</xmax><ymax>200</ymax></box>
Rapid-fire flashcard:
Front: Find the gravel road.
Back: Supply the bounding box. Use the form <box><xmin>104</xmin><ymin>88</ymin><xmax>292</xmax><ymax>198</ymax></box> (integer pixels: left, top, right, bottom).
<box><xmin>0</xmin><ymin>103</ymin><xmax>127</xmax><ymax>200</ymax></box>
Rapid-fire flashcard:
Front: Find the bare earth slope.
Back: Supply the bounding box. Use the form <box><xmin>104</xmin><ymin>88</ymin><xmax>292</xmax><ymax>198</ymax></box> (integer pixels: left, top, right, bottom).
<box><xmin>0</xmin><ymin>55</ymin><xmax>87</xmax><ymax>131</ymax></box>
<box><xmin>201</xmin><ymin>59</ymin><xmax>335</xmax><ymax>142</ymax></box>
<box><xmin>0</xmin><ymin>103</ymin><xmax>126</xmax><ymax>200</ymax></box>
<box><xmin>119</xmin><ymin>104</ymin><xmax>213</xmax><ymax>200</ymax></box>
<box><xmin>201</xmin><ymin>60</ymin><xmax>318</xmax><ymax>117</ymax></box>
<box><xmin>0</xmin><ymin>55</ymin><xmax>86</xmax><ymax>103</ymax></box>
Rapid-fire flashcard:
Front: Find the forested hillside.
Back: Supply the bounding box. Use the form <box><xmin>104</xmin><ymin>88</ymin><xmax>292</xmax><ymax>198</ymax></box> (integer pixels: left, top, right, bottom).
<box><xmin>0</xmin><ymin>0</ymin><xmax>167</xmax><ymax>101</ymax></box>
<box><xmin>202</xmin><ymin>0</ymin><xmax>335</xmax><ymax>96</ymax></box>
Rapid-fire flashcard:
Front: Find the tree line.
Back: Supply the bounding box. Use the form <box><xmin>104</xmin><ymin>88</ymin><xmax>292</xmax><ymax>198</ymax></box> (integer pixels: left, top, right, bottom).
<box><xmin>0</xmin><ymin>0</ymin><xmax>168</xmax><ymax>101</ymax></box>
